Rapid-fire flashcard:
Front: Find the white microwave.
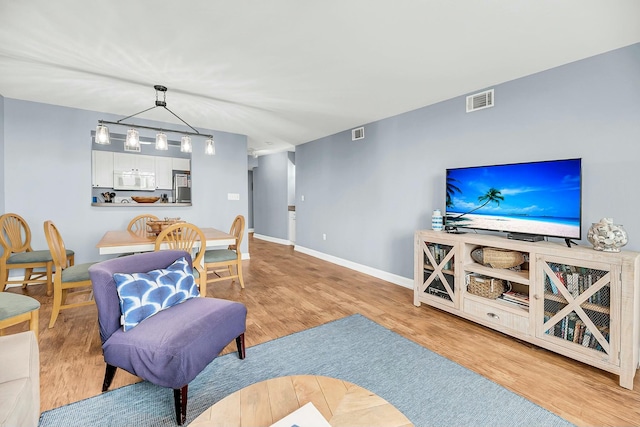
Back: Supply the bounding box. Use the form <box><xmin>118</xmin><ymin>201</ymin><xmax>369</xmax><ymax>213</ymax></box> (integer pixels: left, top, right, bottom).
<box><xmin>113</xmin><ymin>171</ymin><xmax>156</xmax><ymax>191</ymax></box>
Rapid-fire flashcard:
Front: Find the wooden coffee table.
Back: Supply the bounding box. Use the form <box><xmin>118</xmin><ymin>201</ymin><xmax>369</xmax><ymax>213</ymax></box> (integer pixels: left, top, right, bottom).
<box><xmin>190</xmin><ymin>375</ymin><xmax>413</xmax><ymax>427</ymax></box>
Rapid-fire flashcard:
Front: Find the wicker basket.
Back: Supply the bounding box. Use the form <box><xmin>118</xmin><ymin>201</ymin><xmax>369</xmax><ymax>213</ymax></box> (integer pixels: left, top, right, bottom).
<box><xmin>146</xmin><ymin>219</ymin><xmax>184</xmax><ymax>235</ymax></box>
<box><xmin>467</xmin><ymin>275</ymin><xmax>507</xmax><ymax>299</ymax></box>
<box><xmin>471</xmin><ymin>247</ymin><xmax>525</xmax><ymax>269</ymax></box>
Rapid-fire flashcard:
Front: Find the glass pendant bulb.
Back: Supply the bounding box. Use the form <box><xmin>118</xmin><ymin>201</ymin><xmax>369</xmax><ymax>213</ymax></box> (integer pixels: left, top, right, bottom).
<box><xmin>155</xmin><ymin>132</ymin><xmax>168</xmax><ymax>150</ymax></box>
<box><xmin>180</xmin><ymin>135</ymin><xmax>192</xmax><ymax>153</ymax></box>
<box><xmin>126</xmin><ymin>129</ymin><xmax>140</xmax><ymax>149</ymax></box>
<box><xmin>205</xmin><ymin>137</ymin><xmax>215</xmax><ymax>155</ymax></box>
<box><xmin>95</xmin><ymin>124</ymin><xmax>110</xmax><ymax>145</ymax></box>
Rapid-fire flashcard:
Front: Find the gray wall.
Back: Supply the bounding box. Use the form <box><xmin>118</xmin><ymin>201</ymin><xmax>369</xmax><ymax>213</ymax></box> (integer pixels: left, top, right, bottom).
<box><xmin>2</xmin><ymin>99</ymin><xmax>248</xmax><ymax>266</ymax></box>
<box><xmin>253</xmin><ymin>152</ymin><xmax>289</xmax><ymax>240</ymax></box>
<box><xmin>296</xmin><ymin>43</ymin><xmax>640</xmax><ymax>280</ymax></box>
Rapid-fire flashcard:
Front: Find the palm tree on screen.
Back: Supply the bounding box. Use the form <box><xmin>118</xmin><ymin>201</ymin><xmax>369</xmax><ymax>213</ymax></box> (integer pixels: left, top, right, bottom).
<box><xmin>454</xmin><ymin>187</ymin><xmax>505</xmax><ymax>219</ymax></box>
<box><xmin>446</xmin><ymin>176</ymin><xmax>461</xmax><ymax>208</ymax></box>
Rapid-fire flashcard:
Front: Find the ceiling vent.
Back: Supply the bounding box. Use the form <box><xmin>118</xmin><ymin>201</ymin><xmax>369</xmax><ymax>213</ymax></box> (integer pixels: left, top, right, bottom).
<box><xmin>466</xmin><ymin>89</ymin><xmax>494</xmax><ymax>113</ymax></box>
<box><xmin>352</xmin><ymin>127</ymin><xmax>364</xmax><ymax>141</ymax></box>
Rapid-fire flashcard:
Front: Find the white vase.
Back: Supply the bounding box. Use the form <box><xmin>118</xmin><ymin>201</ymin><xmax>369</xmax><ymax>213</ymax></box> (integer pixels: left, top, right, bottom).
<box><xmin>431</xmin><ymin>210</ymin><xmax>443</xmax><ymax>231</ymax></box>
<box><xmin>587</xmin><ymin>218</ymin><xmax>628</xmax><ymax>252</ymax></box>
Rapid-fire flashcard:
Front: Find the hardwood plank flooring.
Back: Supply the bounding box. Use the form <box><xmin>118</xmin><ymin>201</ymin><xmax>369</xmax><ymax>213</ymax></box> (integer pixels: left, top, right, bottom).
<box><xmin>3</xmin><ymin>234</ymin><xmax>640</xmax><ymax>426</ymax></box>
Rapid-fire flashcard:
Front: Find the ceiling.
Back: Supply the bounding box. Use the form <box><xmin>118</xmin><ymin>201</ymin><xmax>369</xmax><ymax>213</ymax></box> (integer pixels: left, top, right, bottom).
<box><xmin>1</xmin><ymin>1</ymin><xmax>639</xmax><ymax>155</ymax></box>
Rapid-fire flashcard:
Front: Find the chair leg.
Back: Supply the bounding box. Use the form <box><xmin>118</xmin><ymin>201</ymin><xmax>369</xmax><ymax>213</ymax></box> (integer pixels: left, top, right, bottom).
<box><xmin>237</xmin><ymin>262</ymin><xmax>245</xmax><ymax>289</ymax></box>
<box><xmin>23</xmin><ymin>268</ymin><xmax>33</xmax><ymax>288</ymax></box>
<box><xmin>102</xmin><ymin>364</ymin><xmax>117</xmax><ymax>392</ymax></box>
<box><xmin>236</xmin><ymin>333</ymin><xmax>246</xmax><ymax>359</ymax></box>
<box><xmin>0</xmin><ymin>265</ymin><xmax>7</xmax><ymax>292</ymax></box>
<box><xmin>173</xmin><ymin>385</ymin><xmax>188</xmax><ymax>425</ymax></box>
<box><xmin>46</xmin><ymin>261</ymin><xmax>53</xmax><ymax>296</ymax></box>
<box><xmin>49</xmin><ymin>283</ymin><xmax>63</xmax><ymax>328</ymax></box>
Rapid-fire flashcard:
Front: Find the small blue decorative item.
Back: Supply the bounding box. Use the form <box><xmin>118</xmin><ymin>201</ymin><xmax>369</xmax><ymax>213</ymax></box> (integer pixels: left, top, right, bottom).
<box><xmin>432</xmin><ymin>209</ymin><xmax>443</xmax><ymax>231</ymax></box>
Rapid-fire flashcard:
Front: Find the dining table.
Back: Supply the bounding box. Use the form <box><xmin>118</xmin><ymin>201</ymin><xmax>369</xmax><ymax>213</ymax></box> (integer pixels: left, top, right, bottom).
<box><xmin>96</xmin><ymin>227</ymin><xmax>235</xmax><ymax>255</ymax></box>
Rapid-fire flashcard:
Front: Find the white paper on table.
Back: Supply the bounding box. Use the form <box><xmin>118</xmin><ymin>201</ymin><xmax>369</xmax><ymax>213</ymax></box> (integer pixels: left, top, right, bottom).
<box><xmin>269</xmin><ymin>402</ymin><xmax>332</xmax><ymax>427</ymax></box>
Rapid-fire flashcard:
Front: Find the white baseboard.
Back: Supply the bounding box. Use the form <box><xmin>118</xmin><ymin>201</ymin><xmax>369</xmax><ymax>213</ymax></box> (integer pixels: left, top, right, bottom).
<box><xmin>253</xmin><ymin>233</ymin><xmax>293</xmax><ymax>246</ymax></box>
<box><xmin>294</xmin><ymin>245</ymin><xmax>413</xmax><ymax>289</ymax></box>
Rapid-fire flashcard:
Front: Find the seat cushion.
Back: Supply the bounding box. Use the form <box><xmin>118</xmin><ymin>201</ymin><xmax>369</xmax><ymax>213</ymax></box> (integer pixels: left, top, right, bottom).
<box><xmin>113</xmin><ymin>257</ymin><xmax>199</xmax><ymax>331</ymax></box>
<box><xmin>0</xmin><ymin>293</ymin><xmax>40</xmax><ymax>321</ymax></box>
<box><xmin>204</xmin><ymin>249</ymin><xmax>237</xmax><ymax>263</ymax></box>
<box><xmin>60</xmin><ymin>262</ymin><xmax>96</xmax><ymax>283</ymax></box>
<box><xmin>7</xmin><ymin>249</ymin><xmax>74</xmax><ymax>264</ymax></box>
<box><xmin>103</xmin><ymin>297</ymin><xmax>247</xmax><ymax>389</ymax></box>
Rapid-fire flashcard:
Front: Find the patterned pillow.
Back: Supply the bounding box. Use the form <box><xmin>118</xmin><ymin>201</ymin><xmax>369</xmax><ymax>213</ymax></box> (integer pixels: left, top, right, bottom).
<box><xmin>113</xmin><ymin>256</ymin><xmax>199</xmax><ymax>331</ymax></box>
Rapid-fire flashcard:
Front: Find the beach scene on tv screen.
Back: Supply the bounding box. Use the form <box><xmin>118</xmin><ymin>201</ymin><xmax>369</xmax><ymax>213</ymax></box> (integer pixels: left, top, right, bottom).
<box><xmin>445</xmin><ymin>159</ymin><xmax>581</xmax><ymax>238</ymax></box>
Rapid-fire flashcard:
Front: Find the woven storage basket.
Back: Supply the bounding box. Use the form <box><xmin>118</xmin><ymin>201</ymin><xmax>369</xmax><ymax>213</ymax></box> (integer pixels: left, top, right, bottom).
<box><xmin>471</xmin><ymin>247</ymin><xmax>525</xmax><ymax>269</ymax></box>
<box><xmin>467</xmin><ymin>275</ymin><xmax>506</xmax><ymax>299</ymax></box>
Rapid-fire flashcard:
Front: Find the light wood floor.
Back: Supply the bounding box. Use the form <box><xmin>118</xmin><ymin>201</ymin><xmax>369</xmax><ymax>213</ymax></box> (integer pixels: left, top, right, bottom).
<box><xmin>4</xmin><ymin>234</ymin><xmax>640</xmax><ymax>426</ymax></box>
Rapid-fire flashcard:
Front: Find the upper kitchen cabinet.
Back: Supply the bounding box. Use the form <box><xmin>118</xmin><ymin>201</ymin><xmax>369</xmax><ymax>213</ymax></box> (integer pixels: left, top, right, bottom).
<box><xmin>113</xmin><ymin>153</ymin><xmax>156</xmax><ymax>174</ymax></box>
<box><xmin>92</xmin><ymin>150</ymin><xmax>114</xmax><ymax>188</ymax></box>
<box><xmin>172</xmin><ymin>157</ymin><xmax>190</xmax><ymax>171</ymax></box>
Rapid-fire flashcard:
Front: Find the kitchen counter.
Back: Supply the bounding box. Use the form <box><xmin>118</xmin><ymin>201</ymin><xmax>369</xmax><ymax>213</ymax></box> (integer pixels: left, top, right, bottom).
<box><xmin>91</xmin><ymin>203</ymin><xmax>192</xmax><ymax>207</ymax></box>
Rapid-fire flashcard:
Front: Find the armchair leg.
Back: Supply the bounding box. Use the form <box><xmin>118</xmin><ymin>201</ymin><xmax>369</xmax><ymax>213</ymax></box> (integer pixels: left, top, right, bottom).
<box><xmin>236</xmin><ymin>333</ymin><xmax>246</xmax><ymax>359</ymax></box>
<box><xmin>102</xmin><ymin>364</ymin><xmax>117</xmax><ymax>392</ymax></box>
<box><xmin>173</xmin><ymin>385</ymin><xmax>188</xmax><ymax>425</ymax></box>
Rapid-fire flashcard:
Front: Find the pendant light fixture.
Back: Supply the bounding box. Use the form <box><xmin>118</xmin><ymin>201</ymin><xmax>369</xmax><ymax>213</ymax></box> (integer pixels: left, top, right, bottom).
<box><xmin>155</xmin><ymin>132</ymin><xmax>168</xmax><ymax>150</ymax></box>
<box><xmin>205</xmin><ymin>137</ymin><xmax>215</xmax><ymax>155</ymax></box>
<box><xmin>95</xmin><ymin>85</ymin><xmax>215</xmax><ymax>155</ymax></box>
<box><xmin>180</xmin><ymin>135</ymin><xmax>192</xmax><ymax>153</ymax></box>
<box><xmin>95</xmin><ymin>123</ymin><xmax>110</xmax><ymax>144</ymax></box>
<box><xmin>125</xmin><ymin>129</ymin><xmax>140</xmax><ymax>150</ymax></box>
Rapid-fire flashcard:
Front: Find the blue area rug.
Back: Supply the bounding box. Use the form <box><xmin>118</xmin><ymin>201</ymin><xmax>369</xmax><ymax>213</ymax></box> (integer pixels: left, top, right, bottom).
<box><xmin>39</xmin><ymin>314</ymin><xmax>573</xmax><ymax>426</ymax></box>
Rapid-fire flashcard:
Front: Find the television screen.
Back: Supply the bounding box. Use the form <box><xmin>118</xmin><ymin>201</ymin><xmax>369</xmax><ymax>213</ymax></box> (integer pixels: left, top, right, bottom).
<box><xmin>445</xmin><ymin>158</ymin><xmax>582</xmax><ymax>240</ymax></box>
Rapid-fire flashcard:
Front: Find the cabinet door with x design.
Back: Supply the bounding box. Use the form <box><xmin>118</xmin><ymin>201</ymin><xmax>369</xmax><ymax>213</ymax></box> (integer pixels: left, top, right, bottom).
<box><xmin>536</xmin><ymin>254</ymin><xmax>620</xmax><ymax>367</ymax></box>
<box><xmin>414</xmin><ymin>235</ymin><xmax>458</xmax><ymax>309</ymax></box>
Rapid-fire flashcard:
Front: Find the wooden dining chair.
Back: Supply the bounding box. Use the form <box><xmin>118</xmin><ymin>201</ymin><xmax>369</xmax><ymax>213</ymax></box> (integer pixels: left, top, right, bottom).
<box><xmin>204</xmin><ymin>215</ymin><xmax>245</xmax><ymax>290</ymax></box>
<box><xmin>127</xmin><ymin>214</ymin><xmax>159</xmax><ymax>235</ymax></box>
<box><xmin>0</xmin><ymin>292</ymin><xmax>40</xmax><ymax>340</ymax></box>
<box><xmin>43</xmin><ymin>221</ymin><xmax>97</xmax><ymax>328</ymax></box>
<box><xmin>1</xmin><ymin>213</ymin><xmax>74</xmax><ymax>296</ymax></box>
<box><xmin>154</xmin><ymin>223</ymin><xmax>207</xmax><ymax>297</ymax></box>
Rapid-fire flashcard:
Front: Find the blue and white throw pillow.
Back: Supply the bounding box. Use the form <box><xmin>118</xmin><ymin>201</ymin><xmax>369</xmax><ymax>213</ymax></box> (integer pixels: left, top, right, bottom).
<box><xmin>113</xmin><ymin>256</ymin><xmax>199</xmax><ymax>331</ymax></box>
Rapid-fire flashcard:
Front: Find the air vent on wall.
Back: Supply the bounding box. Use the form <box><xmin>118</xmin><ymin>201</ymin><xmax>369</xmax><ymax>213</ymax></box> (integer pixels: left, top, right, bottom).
<box><xmin>352</xmin><ymin>127</ymin><xmax>364</xmax><ymax>141</ymax></box>
<box><xmin>466</xmin><ymin>89</ymin><xmax>494</xmax><ymax>113</ymax></box>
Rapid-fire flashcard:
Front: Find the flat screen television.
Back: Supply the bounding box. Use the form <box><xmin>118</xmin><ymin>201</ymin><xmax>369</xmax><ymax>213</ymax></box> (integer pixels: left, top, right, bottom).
<box><xmin>445</xmin><ymin>158</ymin><xmax>582</xmax><ymax>242</ymax></box>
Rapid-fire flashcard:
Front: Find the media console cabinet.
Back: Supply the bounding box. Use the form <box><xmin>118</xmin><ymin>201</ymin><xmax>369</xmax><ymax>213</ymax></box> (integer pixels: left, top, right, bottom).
<box><xmin>414</xmin><ymin>230</ymin><xmax>640</xmax><ymax>389</ymax></box>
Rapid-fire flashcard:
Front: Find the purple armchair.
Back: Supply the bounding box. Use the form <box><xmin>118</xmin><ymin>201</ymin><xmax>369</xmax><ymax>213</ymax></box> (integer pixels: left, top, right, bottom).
<box><xmin>88</xmin><ymin>250</ymin><xmax>247</xmax><ymax>425</ymax></box>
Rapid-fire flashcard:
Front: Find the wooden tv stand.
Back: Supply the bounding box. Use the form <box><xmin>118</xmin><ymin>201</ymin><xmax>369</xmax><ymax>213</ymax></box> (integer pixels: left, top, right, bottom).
<box><xmin>414</xmin><ymin>230</ymin><xmax>640</xmax><ymax>389</ymax></box>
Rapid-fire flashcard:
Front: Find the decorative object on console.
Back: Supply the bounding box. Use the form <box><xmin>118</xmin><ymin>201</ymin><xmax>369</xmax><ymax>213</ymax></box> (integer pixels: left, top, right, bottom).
<box><xmin>94</xmin><ymin>85</ymin><xmax>215</xmax><ymax>156</ymax></box>
<box><xmin>431</xmin><ymin>209</ymin><xmax>443</xmax><ymax>231</ymax></box>
<box><xmin>587</xmin><ymin>218</ymin><xmax>628</xmax><ymax>252</ymax></box>
<box><xmin>471</xmin><ymin>247</ymin><xmax>525</xmax><ymax>269</ymax></box>
<box><xmin>466</xmin><ymin>274</ymin><xmax>508</xmax><ymax>299</ymax></box>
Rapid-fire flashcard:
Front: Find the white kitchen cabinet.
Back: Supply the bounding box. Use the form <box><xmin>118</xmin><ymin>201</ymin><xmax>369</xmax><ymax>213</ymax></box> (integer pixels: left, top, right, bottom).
<box><xmin>113</xmin><ymin>153</ymin><xmax>155</xmax><ymax>174</ymax></box>
<box><xmin>172</xmin><ymin>157</ymin><xmax>190</xmax><ymax>171</ymax></box>
<box><xmin>155</xmin><ymin>157</ymin><xmax>173</xmax><ymax>190</ymax></box>
<box><xmin>92</xmin><ymin>151</ymin><xmax>114</xmax><ymax>188</ymax></box>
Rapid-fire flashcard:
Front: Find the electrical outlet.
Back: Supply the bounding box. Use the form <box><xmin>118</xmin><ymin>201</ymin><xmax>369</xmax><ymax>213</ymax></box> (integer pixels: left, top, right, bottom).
<box><xmin>227</xmin><ymin>193</ymin><xmax>240</xmax><ymax>201</ymax></box>
<box><xmin>322</xmin><ymin>233</ymin><xmax>327</xmax><ymax>240</ymax></box>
